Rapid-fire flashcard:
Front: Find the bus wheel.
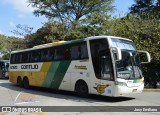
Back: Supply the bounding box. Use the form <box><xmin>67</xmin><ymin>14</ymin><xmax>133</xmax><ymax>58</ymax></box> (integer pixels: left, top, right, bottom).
<box><xmin>23</xmin><ymin>77</ymin><xmax>29</xmax><ymax>89</ymax></box>
<box><xmin>75</xmin><ymin>81</ymin><xmax>88</xmax><ymax>97</ymax></box>
<box><xmin>17</xmin><ymin>77</ymin><xmax>22</xmax><ymax>87</ymax></box>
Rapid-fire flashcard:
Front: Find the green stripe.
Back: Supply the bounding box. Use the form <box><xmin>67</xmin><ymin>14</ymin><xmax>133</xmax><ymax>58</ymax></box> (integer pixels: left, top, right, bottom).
<box><xmin>50</xmin><ymin>60</ymin><xmax>71</xmax><ymax>89</ymax></box>
<box><xmin>42</xmin><ymin>61</ymin><xmax>71</xmax><ymax>89</ymax></box>
<box><xmin>42</xmin><ymin>62</ymin><xmax>60</xmax><ymax>88</ymax></box>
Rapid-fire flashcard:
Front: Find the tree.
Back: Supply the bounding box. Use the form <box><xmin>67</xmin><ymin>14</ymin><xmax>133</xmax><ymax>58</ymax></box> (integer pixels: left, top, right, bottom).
<box><xmin>24</xmin><ymin>19</ymin><xmax>112</xmax><ymax>48</ymax></box>
<box><xmin>25</xmin><ymin>22</ymin><xmax>69</xmax><ymax>47</ymax></box>
<box><xmin>108</xmin><ymin>14</ymin><xmax>160</xmax><ymax>68</ymax></box>
<box><xmin>129</xmin><ymin>0</ymin><xmax>160</xmax><ymax>16</ymax></box>
<box><xmin>28</xmin><ymin>0</ymin><xmax>114</xmax><ymax>28</ymax></box>
<box><xmin>6</xmin><ymin>36</ymin><xmax>27</xmax><ymax>51</ymax></box>
<box><xmin>0</xmin><ymin>34</ymin><xmax>6</xmax><ymax>52</ymax></box>
<box><xmin>0</xmin><ymin>34</ymin><xmax>26</xmax><ymax>60</ymax></box>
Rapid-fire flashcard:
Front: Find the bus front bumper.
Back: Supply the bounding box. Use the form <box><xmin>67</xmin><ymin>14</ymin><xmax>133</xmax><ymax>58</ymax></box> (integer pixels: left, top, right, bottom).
<box><xmin>113</xmin><ymin>83</ymin><xmax>144</xmax><ymax>97</ymax></box>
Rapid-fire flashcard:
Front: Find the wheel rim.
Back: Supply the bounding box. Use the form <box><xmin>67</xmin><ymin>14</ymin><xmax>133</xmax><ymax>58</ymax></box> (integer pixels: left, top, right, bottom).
<box><xmin>79</xmin><ymin>85</ymin><xmax>87</xmax><ymax>93</ymax></box>
<box><xmin>76</xmin><ymin>82</ymin><xmax>88</xmax><ymax>97</ymax></box>
<box><xmin>23</xmin><ymin>78</ymin><xmax>29</xmax><ymax>88</ymax></box>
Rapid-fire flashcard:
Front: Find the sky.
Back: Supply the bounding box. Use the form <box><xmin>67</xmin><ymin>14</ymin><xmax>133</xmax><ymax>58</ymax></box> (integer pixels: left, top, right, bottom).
<box><xmin>0</xmin><ymin>0</ymin><xmax>134</xmax><ymax>37</ymax></box>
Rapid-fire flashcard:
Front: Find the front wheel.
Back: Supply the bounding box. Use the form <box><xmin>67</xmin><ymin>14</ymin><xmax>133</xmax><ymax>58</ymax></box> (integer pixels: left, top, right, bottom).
<box><xmin>75</xmin><ymin>81</ymin><xmax>88</xmax><ymax>97</ymax></box>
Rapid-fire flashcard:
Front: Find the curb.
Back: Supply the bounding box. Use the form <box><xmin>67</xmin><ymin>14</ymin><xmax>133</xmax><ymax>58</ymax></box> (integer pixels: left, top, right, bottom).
<box><xmin>143</xmin><ymin>88</ymin><xmax>160</xmax><ymax>92</ymax></box>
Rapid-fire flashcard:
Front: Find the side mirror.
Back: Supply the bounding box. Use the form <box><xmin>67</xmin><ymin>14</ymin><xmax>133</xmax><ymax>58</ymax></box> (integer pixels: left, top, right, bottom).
<box><xmin>138</xmin><ymin>50</ymin><xmax>151</xmax><ymax>64</ymax></box>
<box><xmin>110</xmin><ymin>47</ymin><xmax>122</xmax><ymax>61</ymax></box>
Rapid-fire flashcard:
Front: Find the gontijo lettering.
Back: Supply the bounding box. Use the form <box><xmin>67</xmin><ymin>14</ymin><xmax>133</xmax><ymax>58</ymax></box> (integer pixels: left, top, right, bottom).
<box><xmin>21</xmin><ymin>64</ymin><xmax>38</xmax><ymax>69</ymax></box>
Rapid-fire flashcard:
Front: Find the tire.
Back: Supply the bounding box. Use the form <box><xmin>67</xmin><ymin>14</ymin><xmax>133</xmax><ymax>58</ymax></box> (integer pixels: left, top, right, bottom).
<box><xmin>23</xmin><ymin>77</ymin><xmax>29</xmax><ymax>89</ymax></box>
<box><xmin>17</xmin><ymin>77</ymin><xmax>22</xmax><ymax>87</ymax></box>
<box><xmin>75</xmin><ymin>81</ymin><xmax>88</xmax><ymax>97</ymax></box>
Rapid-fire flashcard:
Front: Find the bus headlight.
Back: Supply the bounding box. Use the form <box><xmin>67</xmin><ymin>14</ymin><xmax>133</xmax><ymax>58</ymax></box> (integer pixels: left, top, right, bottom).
<box><xmin>115</xmin><ymin>81</ymin><xmax>127</xmax><ymax>87</ymax></box>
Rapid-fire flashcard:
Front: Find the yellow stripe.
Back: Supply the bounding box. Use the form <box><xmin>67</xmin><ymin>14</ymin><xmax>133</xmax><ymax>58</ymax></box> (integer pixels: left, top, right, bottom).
<box><xmin>9</xmin><ymin>62</ymin><xmax>52</xmax><ymax>87</ymax></box>
<box><xmin>33</xmin><ymin>62</ymin><xmax>52</xmax><ymax>86</ymax></box>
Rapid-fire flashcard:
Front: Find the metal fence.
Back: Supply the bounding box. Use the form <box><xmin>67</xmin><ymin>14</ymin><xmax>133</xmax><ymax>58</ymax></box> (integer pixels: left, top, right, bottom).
<box><xmin>144</xmin><ymin>69</ymin><xmax>160</xmax><ymax>88</ymax></box>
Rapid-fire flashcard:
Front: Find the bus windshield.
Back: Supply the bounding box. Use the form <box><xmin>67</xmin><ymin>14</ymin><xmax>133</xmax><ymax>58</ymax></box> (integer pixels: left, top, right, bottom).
<box><xmin>110</xmin><ymin>38</ymin><xmax>143</xmax><ymax>80</ymax></box>
<box><xmin>115</xmin><ymin>50</ymin><xmax>142</xmax><ymax>79</ymax></box>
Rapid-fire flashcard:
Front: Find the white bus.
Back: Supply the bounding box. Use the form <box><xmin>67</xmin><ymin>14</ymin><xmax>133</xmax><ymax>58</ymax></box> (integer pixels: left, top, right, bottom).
<box><xmin>9</xmin><ymin>36</ymin><xmax>151</xmax><ymax>97</ymax></box>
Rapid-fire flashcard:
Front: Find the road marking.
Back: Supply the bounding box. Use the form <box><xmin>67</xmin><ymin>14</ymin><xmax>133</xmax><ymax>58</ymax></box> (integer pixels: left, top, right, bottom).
<box><xmin>14</xmin><ymin>92</ymin><xmax>39</xmax><ymax>105</ymax></box>
<box><xmin>32</xmin><ymin>112</ymin><xmax>48</xmax><ymax>115</ymax></box>
<box><xmin>14</xmin><ymin>91</ymin><xmax>22</xmax><ymax>104</ymax></box>
<box><xmin>15</xmin><ymin>101</ymin><xmax>39</xmax><ymax>105</ymax></box>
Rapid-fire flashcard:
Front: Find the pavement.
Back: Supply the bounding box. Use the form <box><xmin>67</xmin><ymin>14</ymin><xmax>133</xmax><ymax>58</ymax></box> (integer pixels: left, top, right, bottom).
<box><xmin>143</xmin><ymin>83</ymin><xmax>160</xmax><ymax>92</ymax></box>
<box><xmin>143</xmin><ymin>88</ymin><xmax>160</xmax><ymax>92</ymax></box>
<box><xmin>1</xmin><ymin>79</ymin><xmax>160</xmax><ymax>92</ymax></box>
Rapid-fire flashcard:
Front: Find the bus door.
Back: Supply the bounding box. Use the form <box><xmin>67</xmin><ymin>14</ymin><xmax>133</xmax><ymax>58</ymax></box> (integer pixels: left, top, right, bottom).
<box><xmin>89</xmin><ymin>39</ymin><xmax>114</xmax><ymax>96</ymax></box>
<box><xmin>99</xmin><ymin>50</ymin><xmax>114</xmax><ymax>96</ymax></box>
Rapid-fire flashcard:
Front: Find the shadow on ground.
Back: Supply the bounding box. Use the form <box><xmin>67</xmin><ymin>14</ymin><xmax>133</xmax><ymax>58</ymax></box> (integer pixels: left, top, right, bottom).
<box><xmin>0</xmin><ymin>80</ymin><xmax>135</xmax><ymax>104</ymax></box>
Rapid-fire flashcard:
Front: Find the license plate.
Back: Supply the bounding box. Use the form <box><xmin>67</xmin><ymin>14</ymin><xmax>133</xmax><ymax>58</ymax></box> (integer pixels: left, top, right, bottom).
<box><xmin>133</xmin><ymin>89</ymin><xmax>137</xmax><ymax>92</ymax></box>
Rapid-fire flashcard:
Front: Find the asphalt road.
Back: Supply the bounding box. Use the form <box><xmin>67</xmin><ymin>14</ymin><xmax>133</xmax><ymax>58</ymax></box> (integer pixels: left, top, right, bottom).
<box><xmin>0</xmin><ymin>79</ymin><xmax>160</xmax><ymax>115</ymax></box>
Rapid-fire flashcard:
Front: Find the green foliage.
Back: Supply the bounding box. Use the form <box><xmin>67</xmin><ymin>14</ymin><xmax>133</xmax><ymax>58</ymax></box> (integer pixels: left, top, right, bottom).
<box><xmin>28</xmin><ymin>0</ymin><xmax>114</xmax><ymax>28</ymax></box>
<box><xmin>0</xmin><ymin>34</ymin><xmax>7</xmax><ymax>52</ymax></box>
<box><xmin>0</xmin><ymin>35</ymin><xmax>26</xmax><ymax>60</ymax></box>
<box><xmin>108</xmin><ymin>14</ymin><xmax>160</xmax><ymax>69</ymax></box>
<box><xmin>25</xmin><ymin>20</ymin><xmax>111</xmax><ymax>47</ymax></box>
<box><xmin>25</xmin><ymin>22</ymin><xmax>69</xmax><ymax>47</ymax></box>
<box><xmin>129</xmin><ymin>0</ymin><xmax>160</xmax><ymax>17</ymax></box>
<box><xmin>129</xmin><ymin>0</ymin><xmax>160</xmax><ymax>71</ymax></box>
<box><xmin>6</xmin><ymin>36</ymin><xmax>27</xmax><ymax>51</ymax></box>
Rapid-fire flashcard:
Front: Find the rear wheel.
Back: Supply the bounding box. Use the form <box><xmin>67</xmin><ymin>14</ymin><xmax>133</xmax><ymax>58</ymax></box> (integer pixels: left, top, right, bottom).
<box><xmin>75</xmin><ymin>81</ymin><xmax>88</xmax><ymax>97</ymax></box>
<box><xmin>23</xmin><ymin>77</ymin><xmax>29</xmax><ymax>89</ymax></box>
<box><xmin>17</xmin><ymin>77</ymin><xmax>22</xmax><ymax>87</ymax></box>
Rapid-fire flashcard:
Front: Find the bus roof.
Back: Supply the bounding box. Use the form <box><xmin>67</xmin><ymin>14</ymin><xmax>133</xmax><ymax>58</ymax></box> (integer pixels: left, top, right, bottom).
<box><xmin>85</xmin><ymin>36</ymin><xmax>132</xmax><ymax>41</ymax></box>
<box><xmin>11</xmin><ymin>36</ymin><xmax>132</xmax><ymax>54</ymax></box>
<box><xmin>11</xmin><ymin>38</ymin><xmax>85</xmax><ymax>54</ymax></box>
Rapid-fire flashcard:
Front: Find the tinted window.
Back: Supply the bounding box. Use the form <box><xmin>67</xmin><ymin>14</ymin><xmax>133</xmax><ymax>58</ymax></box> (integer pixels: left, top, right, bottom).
<box><xmin>10</xmin><ymin>41</ymin><xmax>88</xmax><ymax>63</ymax></box>
<box><xmin>70</xmin><ymin>42</ymin><xmax>88</xmax><ymax>60</ymax></box>
<box><xmin>81</xmin><ymin>44</ymin><xmax>88</xmax><ymax>59</ymax></box>
<box><xmin>31</xmin><ymin>50</ymin><xmax>41</xmax><ymax>62</ymax></box>
<box><xmin>70</xmin><ymin>45</ymin><xmax>80</xmax><ymax>59</ymax></box>
<box><xmin>90</xmin><ymin>38</ymin><xmax>113</xmax><ymax>80</ymax></box>
<box><xmin>21</xmin><ymin>52</ymin><xmax>29</xmax><ymax>63</ymax></box>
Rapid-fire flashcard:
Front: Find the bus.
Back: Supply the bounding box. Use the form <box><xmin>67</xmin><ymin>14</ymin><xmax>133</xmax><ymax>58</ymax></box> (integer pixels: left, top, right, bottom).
<box><xmin>0</xmin><ymin>60</ymin><xmax>9</xmax><ymax>79</ymax></box>
<box><xmin>9</xmin><ymin>36</ymin><xmax>151</xmax><ymax>97</ymax></box>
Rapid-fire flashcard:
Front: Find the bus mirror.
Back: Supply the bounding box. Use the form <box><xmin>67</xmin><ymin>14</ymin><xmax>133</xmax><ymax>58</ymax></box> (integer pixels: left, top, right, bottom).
<box><xmin>138</xmin><ymin>50</ymin><xmax>151</xmax><ymax>64</ymax></box>
<box><xmin>111</xmin><ymin>47</ymin><xmax>122</xmax><ymax>61</ymax></box>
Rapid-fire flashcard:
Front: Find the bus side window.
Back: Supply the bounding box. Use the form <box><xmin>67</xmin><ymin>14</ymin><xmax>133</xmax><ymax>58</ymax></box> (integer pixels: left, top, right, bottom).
<box><xmin>41</xmin><ymin>49</ymin><xmax>48</xmax><ymax>61</ymax></box>
<box><xmin>31</xmin><ymin>50</ymin><xmax>41</xmax><ymax>62</ymax></box>
<box><xmin>54</xmin><ymin>47</ymin><xmax>63</xmax><ymax>60</ymax></box>
<box><xmin>47</xmin><ymin>48</ymin><xmax>54</xmax><ymax>61</ymax></box>
<box><xmin>11</xmin><ymin>54</ymin><xmax>15</xmax><ymax>64</ymax></box>
<box><xmin>80</xmin><ymin>44</ymin><xmax>88</xmax><ymax>59</ymax></box>
<box><xmin>22</xmin><ymin>52</ymin><xmax>29</xmax><ymax>63</ymax></box>
<box><xmin>16</xmin><ymin>53</ymin><xmax>22</xmax><ymax>63</ymax></box>
<box><xmin>63</xmin><ymin>46</ymin><xmax>70</xmax><ymax>60</ymax></box>
<box><xmin>70</xmin><ymin>45</ymin><xmax>80</xmax><ymax>60</ymax></box>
